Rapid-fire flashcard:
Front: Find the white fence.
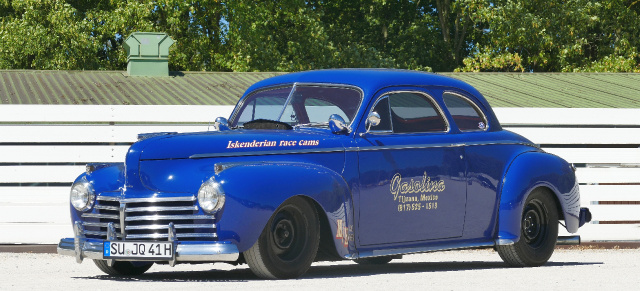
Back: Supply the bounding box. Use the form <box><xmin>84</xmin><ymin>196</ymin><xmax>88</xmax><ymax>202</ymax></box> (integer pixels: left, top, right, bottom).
<box><xmin>0</xmin><ymin>105</ymin><xmax>638</xmax><ymax>244</ymax></box>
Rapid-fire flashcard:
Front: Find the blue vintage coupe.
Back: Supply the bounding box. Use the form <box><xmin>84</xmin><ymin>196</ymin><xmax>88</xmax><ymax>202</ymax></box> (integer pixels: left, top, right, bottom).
<box><xmin>58</xmin><ymin>69</ymin><xmax>591</xmax><ymax>279</ymax></box>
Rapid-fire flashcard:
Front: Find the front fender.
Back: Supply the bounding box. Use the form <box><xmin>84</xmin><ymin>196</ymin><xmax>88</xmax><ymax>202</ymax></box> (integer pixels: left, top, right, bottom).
<box><xmin>496</xmin><ymin>151</ymin><xmax>581</xmax><ymax>245</ymax></box>
<box><xmin>214</xmin><ymin>161</ymin><xmax>353</xmax><ymax>256</ymax></box>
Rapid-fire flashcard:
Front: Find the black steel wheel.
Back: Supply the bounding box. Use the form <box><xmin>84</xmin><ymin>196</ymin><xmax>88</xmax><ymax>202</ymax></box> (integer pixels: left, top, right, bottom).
<box><xmin>497</xmin><ymin>189</ymin><xmax>558</xmax><ymax>267</ymax></box>
<box><xmin>244</xmin><ymin>196</ymin><xmax>320</xmax><ymax>279</ymax></box>
<box><xmin>93</xmin><ymin>260</ymin><xmax>153</xmax><ymax>276</ymax></box>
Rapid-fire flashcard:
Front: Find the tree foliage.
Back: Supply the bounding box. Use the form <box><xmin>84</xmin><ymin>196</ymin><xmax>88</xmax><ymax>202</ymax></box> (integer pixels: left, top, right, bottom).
<box><xmin>459</xmin><ymin>0</ymin><xmax>640</xmax><ymax>72</ymax></box>
<box><xmin>0</xmin><ymin>0</ymin><xmax>638</xmax><ymax>72</ymax></box>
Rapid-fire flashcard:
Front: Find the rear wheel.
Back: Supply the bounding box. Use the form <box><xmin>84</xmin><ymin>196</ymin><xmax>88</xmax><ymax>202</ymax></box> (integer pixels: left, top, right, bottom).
<box><xmin>497</xmin><ymin>189</ymin><xmax>558</xmax><ymax>267</ymax></box>
<box><xmin>244</xmin><ymin>197</ymin><xmax>320</xmax><ymax>279</ymax></box>
<box><xmin>93</xmin><ymin>260</ymin><xmax>153</xmax><ymax>276</ymax></box>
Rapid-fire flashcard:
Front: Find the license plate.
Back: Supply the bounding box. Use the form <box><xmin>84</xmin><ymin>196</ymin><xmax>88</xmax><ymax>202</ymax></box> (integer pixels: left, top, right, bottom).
<box><xmin>103</xmin><ymin>241</ymin><xmax>173</xmax><ymax>259</ymax></box>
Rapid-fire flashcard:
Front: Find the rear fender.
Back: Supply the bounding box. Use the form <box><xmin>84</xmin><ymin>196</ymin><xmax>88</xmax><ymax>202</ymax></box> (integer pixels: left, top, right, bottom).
<box><xmin>496</xmin><ymin>151</ymin><xmax>581</xmax><ymax>245</ymax></box>
<box><xmin>214</xmin><ymin>161</ymin><xmax>354</xmax><ymax>256</ymax></box>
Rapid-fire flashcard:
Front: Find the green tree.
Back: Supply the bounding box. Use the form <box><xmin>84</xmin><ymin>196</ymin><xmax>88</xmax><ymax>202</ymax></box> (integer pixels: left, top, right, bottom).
<box><xmin>223</xmin><ymin>0</ymin><xmax>338</xmax><ymax>71</ymax></box>
<box><xmin>0</xmin><ymin>0</ymin><xmax>101</xmax><ymax>70</ymax></box>
<box><xmin>458</xmin><ymin>0</ymin><xmax>640</xmax><ymax>72</ymax></box>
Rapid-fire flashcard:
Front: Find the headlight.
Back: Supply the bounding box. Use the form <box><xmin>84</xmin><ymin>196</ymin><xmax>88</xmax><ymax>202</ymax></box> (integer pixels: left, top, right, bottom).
<box><xmin>70</xmin><ymin>177</ymin><xmax>95</xmax><ymax>212</ymax></box>
<box><xmin>198</xmin><ymin>177</ymin><xmax>226</xmax><ymax>213</ymax></box>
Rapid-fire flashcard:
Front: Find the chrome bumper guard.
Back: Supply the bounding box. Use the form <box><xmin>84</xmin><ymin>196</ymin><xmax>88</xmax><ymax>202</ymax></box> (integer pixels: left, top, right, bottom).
<box><xmin>57</xmin><ymin>221</ymin><xmax>239</xmax><ymax>264</ymax></box>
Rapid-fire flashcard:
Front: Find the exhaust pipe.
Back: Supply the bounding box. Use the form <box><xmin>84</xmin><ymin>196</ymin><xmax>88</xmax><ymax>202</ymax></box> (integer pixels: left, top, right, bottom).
<box><xmin>557</xmin><ymin>235</ymin><xmax>581</xmax><ymax>245</ymax></box>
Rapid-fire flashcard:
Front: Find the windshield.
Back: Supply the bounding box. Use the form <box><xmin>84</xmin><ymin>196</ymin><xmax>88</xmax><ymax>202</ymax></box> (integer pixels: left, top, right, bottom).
<box><xmin>230</xmin><ymin>85</ymin><xmax>362</xmax><ymax>128</ymax></box>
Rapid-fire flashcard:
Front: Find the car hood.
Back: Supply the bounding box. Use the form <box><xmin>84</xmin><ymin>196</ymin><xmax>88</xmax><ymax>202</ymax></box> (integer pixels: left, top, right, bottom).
<box><xmin>136</xmin><ymin>129</ymin><xmax>345</xmax><ymax>160</ymax></box>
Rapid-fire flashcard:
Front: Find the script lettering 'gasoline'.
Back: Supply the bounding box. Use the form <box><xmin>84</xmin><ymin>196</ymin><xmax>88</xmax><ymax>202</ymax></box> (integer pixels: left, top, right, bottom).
<box><xmin>390</xmin><ymin>172</ymin><xmax>445</xmax><ymax>201</ymax></box>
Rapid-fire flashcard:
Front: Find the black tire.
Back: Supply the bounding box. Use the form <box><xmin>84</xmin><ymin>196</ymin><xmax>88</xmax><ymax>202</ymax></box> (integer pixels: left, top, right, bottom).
<box><xmin>93</xmin><ymin>260</ymin><xmax>153</xmax><ymax>276</ymax></box>
<box><xmin>355</xmin><ymin>255</ymin><xmax>400</xmax><ymax>265</ymax></box>
<box><xmin>497</xmin><ymin>189</ymin><xmax>558</xmax><ymax>267</ymax></box>
<box><xmin>244</xmin><ymin>196</ymin><xmax>320</xmax><ymax>279</ymax></box>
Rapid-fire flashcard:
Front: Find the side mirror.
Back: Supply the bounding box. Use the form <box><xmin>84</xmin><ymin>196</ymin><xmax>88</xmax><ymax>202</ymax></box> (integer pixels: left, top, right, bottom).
<box><xmin>328</xmin><ymin>114</ymin><xmax>350</xmax><ymax>134</ymax></box>
<box><xmin>212</xmin><ymin>117</ymin><xmax>230</xmax><ymax>131</ymax></box>
<box><xmin>364</xmin><ymin>112</ymin><xmax>381</xmax><ymax>134</ymax></box>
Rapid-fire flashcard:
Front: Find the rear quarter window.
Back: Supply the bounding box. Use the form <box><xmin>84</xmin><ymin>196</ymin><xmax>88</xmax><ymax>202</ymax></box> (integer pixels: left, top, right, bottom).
<box><xmin>442</xmin><ymin>92</ymin><xmax>487</xmax><ymax>131</ymax></box>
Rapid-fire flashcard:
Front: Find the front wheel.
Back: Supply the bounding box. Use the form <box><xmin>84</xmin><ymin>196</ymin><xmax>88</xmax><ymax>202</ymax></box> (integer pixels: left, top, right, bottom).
<box><xmin>244</xmin><ymin>196</ymin><xmax>320</xmax><ymax>279</ymax></box>
<box><xmin>497</xmin><ymin>189</ymin><xmax>558</xmax><ymax>267</ymax></box>
<box><xmin>93</xmin><ymin>260</ymin><xmax>153</xmax><ymax>276</ymax></box>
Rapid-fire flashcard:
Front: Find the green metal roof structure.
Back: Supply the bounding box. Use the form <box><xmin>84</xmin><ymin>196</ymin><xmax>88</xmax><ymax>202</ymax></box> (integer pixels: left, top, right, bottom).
<box><xmin>0</xmin><ymin>70</ymin><xmax>638</xmax><ymax>108</ymax></box>
<box><xmin>439</xmin><ymin>73</ymin><xmax>640</xmax><ymax>108</ymax></box>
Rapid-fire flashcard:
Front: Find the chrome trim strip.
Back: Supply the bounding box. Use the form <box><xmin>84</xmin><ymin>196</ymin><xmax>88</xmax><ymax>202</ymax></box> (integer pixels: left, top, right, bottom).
<box><xmin>81</xmin><ymin>213</ymin><xmax>119</xmax><ymax>219</ymax></box>
<box><xmin>121</xmin><ymin>196</ymin><xmax>196</xmax><ymax>203</ymax></box>
<box><xmin>126</xmin><ymin>233</ymin><xmax>217</xmax><ymax>239</ymax></box>
<box><xmin>125</xmin><ymin>214</ymin><xmax>214</xmax><ymax>221</ymax></box>
<box><xmin>58</xmin><ymin>238</ymin><xmax>239</xmax><ymax>262</ymax></box>
<box><xmin>193</xmin><ymin>141</ymin><xmax>536</xmax><ymax>159</ymax></box>
<box><xmin>190</xmin><ymin>147</ymin><xmax>345</xmax><ymax>159</ymax></box>
<box><xmin>95</xmin><ymin>205</ymin><xmax>119</xmax><ymax>211</ymax></box>
<box><xmin>82</xmin><ymin>222</ymin><xmax>121</xmax><ymax>228</ymax></box>
<box><xmin>97</xmin><ymin>196</ymin><xmax>120</xmax><ymax>201</ymax></box>
<box><xmin>125</xmin><ymin>224</ymin><xmax>215</xmax><ymax>230</ymax></box>
<box><xmin>354</xmin><ymin>140</ymin><xmax>537</xmax><ymax>152</ymax></box>
<box><xmin>357</xmin><ymin>241</ymin><xmax>495</xmax><ymax>259</ymax></box>
<box><xmin>126</xmin><ymin>206</ymin><xmax>199</xmax><ymax>212</ymax></box>
<box><xmin>84</xmin><ymin>230</ymin><xmax>123</xmax><ymax>238</ymax></box>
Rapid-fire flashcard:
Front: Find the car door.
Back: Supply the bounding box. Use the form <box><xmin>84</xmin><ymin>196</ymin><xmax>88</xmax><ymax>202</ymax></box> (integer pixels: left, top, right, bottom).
<box><xmin>356</xmin><ymin>90</ymin><xmax>468</xmax><ymax>246</ymax></box>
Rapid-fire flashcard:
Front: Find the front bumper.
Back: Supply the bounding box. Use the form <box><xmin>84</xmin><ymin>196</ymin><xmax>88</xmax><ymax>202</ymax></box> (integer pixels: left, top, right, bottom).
<box><xmin>57</xmin><ymin>222</ymin><xmax>239</xmax><ymax>264</ymax></box>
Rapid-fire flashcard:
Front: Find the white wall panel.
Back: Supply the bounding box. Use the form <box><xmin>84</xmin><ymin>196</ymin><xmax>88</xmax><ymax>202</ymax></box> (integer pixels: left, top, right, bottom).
<box><xmin>0</xmin><ymin>166</ymin><xmax>85</xmax><ymax>183</ymax></box>
<box><xmin>576</xmin><ymin>167</ymin><xmax>640</xmax><ymax>184</ymax></box>
<box><xmin>495</xmin><ymin>108</ymin><xmax>640</xmax><ymax>126</ymax></box>
<box><xmin>0</xmin><ymin>223</ymin><xmax>72</xmax><ymax>244</ymax></box>
<box><xmin>505</xmin><ymin>127</ymin><xmax>640</xmax><ymax>144</ymax></box>
<box><xmin>0</xmin><ymin>145</ymin><xmax>129</xmax><ymax>163</ymax></box>
<box><xmin>543</xmin><ymin>148</ymin><xmax>640</xmax><ymax>164</ymax></box>
<box><xmin>559</xmin><ymin>224</ymin><xmax>640</xmax><ymax>241</ymax></box>
<box><xmin>0</xmin><ymin>105</ymin><xmax>234</xmax><ymax>123</ymax></box>
<box><xmin>0</xmin><ymin>125</ymin><xmax>208</xmax><ymax>143</ymax></box>
<box><xmin>579</xmin><ymin>185</ymin><xmax>639</xmax><ymax>203</ymax></box>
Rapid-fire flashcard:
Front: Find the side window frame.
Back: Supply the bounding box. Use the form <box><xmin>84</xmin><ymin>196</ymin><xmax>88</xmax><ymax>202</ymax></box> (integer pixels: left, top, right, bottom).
<box><xmin>442</xmin><ymin>91</ymin><xmax>488</xmax><ymax>132</ymax></box>
<box><xmin>366</xmin><ymin>90</ymin><xmax>449</xmax><ymax>135</ymax></box>
<box><xmin>367</xmin><ymin>96</ymin><xmax>393</xmax><ymax>134</ymax></box>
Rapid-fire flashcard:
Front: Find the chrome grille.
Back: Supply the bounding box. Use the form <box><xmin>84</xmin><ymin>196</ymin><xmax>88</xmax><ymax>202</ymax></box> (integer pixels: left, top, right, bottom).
<box><xmin>82</xmin><ymin>195</ymin><xmax>216</xmax><ymax>241</ymax></box>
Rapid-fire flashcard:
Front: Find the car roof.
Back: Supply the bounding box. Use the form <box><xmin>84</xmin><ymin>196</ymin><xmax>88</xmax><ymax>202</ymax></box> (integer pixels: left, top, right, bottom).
<box><xmin>243</xmin><ymin>69</ymin><xmax>501</xmax><ymax>131</ymax></box>
<box><xmin>246</xmin><ymin>69</ymin><xmax>488</xmax><ymax>105</ymax></box>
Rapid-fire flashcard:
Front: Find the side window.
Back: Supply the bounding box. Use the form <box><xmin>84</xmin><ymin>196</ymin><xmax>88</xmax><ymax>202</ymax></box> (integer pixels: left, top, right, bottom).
<box><xmin>443</xmin><ymin>92</ymin><xmax>487</xmax><ymax>131</ymax></box>
<box><xmin>389</xmin><ymin>92</ymin><xmax>447</xmax><ymax>133</ymax></box>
